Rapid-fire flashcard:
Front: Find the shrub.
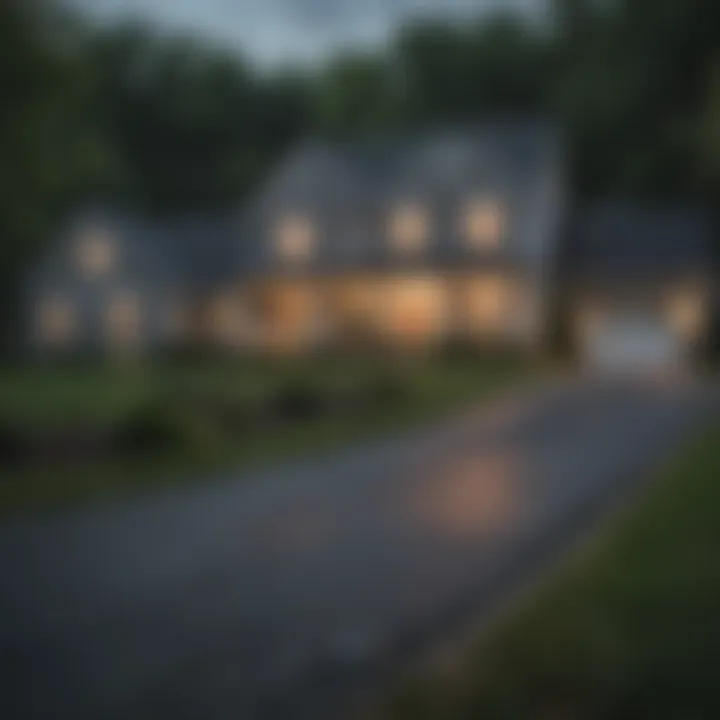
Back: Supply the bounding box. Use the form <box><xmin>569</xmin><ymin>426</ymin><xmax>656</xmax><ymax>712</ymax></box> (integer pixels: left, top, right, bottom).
<box><xmin>116</xmin><ymin>397</ymin><xmax>222</xmax><ymax>457</ymax></box>
<box><xmin>439</xmin><ymin>336</ymin><xmax>483</xmax><ymax>362</ymax></box>
<box><xmin>273</xmin><ymin>380</ymin><xmax>326</xmax><ymax>421</ymax></box>
<box><xmin>174</xmin><ymin>389</ymin><xmax>261</xmax><ymax>434</ymax></box>
<box><xmin>440</xmin><ymin>336</ymin><xmax>528</xmax><ymax>367</ymax></box>
<box><xmin>0</xmin><ymin>421</ymin><xmax>29</xmax><ymax>466</ymax></box>
<box><xmin>362</xmin><ymin>368</ymin><xmax>413</xmax><ymax>407</ymax></box>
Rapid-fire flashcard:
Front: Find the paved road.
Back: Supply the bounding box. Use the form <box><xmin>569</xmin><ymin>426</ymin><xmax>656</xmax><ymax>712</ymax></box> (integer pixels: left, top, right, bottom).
<box><xmin>0</xmin><ymin>375</ymin><xmax>716</xmax><ymax>719</ymax></box>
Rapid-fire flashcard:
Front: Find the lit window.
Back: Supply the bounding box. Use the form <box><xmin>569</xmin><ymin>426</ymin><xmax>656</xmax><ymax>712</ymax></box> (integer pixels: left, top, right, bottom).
<box><xmin>466</xmin><ymin>277</ymin><xmax>509</xmax><ymax>329</ymax></box>
<box><xmin>669</xmin><ymin>290</ymin><xmax>704</xmax><ymax>339</ymax></box>
<box><xmin>105</xmin><ymin>291</ymin><xmax>140</xmax><ymax>348</ymax></box>
<box><xmin>389</xmin><ymin>204</ymin><xmax>429</xmax><ymax>253</ymax></box>
<box><xmin>386</xmin><ymin>278</ymin><xmax>445</xmax><ymax>343</ymax></box>
<box><xmin>36</xmin><ymin>296</ymin><xmax>75</xmax><ymax>345</ymax></box>
<box><xmin>275</xmin><ymin>215</ymin><xmax>315</xmax><ymax>261</ymax></box>
<box><xmin>77</xmin><ymin>226</ymin><xmax>116</xmax><ymax>277</ymax></box>
<box><xmin>462</xmin><ymin>199</ymin><xmax>504</xmax><ymax>249</ymax></box>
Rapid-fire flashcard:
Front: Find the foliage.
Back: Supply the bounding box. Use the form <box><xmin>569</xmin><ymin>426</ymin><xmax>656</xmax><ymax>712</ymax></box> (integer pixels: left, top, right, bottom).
<box><xmin>0</xmin><ymin>419</ymin><xmax>29</xmax><ymax>466</ymax></box>
<box><xmin>116</xmin><ymin>395</ymin><xmax>222</xmax><ymax>457</ymax></box>
<box><xmin>362</xmin><ymin>368</ymin><xmax>414</xmax><ymax>407</ymax></box>
<box><xmin>273</xmin><ymin>379</ymin><xmax>327</xmax><ymax>421</ymax></box>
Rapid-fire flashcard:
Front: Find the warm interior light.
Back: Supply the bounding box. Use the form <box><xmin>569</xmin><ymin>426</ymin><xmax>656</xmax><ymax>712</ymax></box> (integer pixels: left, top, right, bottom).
<box><xmin>389</xmin><ymin>204</ymin><xmax>429</xmax><ymax>253</ymax></box>
<box><xmin>276</xmin><ymin>215</ymin><xmax>315</xmax><ymax>261</ymax></box>
<box><xmin>669</xmin><ymin>290</ymin><xmax>704</xmax><ymax>339</ymax></box>
<box><xmin>463</xmin><ymin>199</ymin><xmax>504</xmax><ymax>249</ymax></box>
<box><xmin>77</xmin><ymin>227</ymin><xmax>116</xmax><ymax>277</ymax></box>
<box><xmin>106</xmin><ymin>291</ymin><xmax>140</xmax><ymax>347</ymax></box>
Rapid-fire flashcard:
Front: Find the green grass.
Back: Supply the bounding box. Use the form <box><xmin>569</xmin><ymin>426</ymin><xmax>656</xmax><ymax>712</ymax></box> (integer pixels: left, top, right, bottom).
<box><xmin>385</xmin><ymin>422</ymin><xmax>720</xmax><ymax>720</ymax></box>
<box><xmin>0</xmin><ymin>355</ymin><xmax>534</xmax><ymax>518</ymax></box>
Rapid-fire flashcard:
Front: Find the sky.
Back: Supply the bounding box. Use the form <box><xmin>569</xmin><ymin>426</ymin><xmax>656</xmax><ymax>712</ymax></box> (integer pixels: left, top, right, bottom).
<box><xmin>68</xmin><ymin>0</ymin><xmax>547</xmax><ymax>69</ymax></box>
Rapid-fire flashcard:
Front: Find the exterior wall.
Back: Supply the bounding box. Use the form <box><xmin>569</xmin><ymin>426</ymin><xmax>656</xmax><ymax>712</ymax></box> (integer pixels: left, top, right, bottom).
<box><xmin>25</xmin><ymin>211</ymin><xmax>183</xmax><ymax>358</ymax></box>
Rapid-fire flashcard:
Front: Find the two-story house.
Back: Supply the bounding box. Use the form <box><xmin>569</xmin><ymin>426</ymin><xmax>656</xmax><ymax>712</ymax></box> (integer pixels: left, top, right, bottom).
<box><xmin>23</xmin><ymin>120</ymin><xmax>716</xmax><ymax>369</ymax></box>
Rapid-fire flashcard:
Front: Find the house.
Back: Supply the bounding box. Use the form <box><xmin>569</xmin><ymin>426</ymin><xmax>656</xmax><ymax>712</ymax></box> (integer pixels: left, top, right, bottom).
<box><xmin>23</xmin><ymin>207</ymin><xmax>239</xmax><ymax>356</ymax></box>
<box><xmin>237</xmin><ymin>121</ymin><xmax>566</xmax><ymax>352</ymax></box>
<box><xmin>23</xmin><ymin>121</ymin><xmax>716</xmax><ymax>369</ymax></box>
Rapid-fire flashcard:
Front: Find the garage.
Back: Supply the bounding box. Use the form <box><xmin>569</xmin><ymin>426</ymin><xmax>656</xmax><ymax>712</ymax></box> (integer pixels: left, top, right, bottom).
<box><xmin>567</xmin><ymin>203</ymin><xmax>714</xmax><ymax>373</ymax></box>
<box><xmin>580</xmin><ymin>312</ymin><xmax>683</xmax><ymax>372</ymax></box>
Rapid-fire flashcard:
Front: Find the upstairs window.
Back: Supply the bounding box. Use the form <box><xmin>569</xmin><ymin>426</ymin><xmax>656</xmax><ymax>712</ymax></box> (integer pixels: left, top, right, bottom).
<box><xmin>462</xmin><ymin>199</ymin><xmax>505</xmax><ymax>250</ymax></box>
<box><xmin>275</xmin><ymin>215</ymin><xmax>316</xmax><ymax>262</ymax></box>
<box><xmin>389</xmin><ymin>203</ymin><xmax>430</xmax><ymax>254</ymax></box>
<box><xmin>76</xmin><ymin>226</ymin><xmax>116</xmax><ymax>277</ymax></box>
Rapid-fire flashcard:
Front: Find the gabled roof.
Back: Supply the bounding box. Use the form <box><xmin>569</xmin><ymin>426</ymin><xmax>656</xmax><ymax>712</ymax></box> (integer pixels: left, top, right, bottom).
<box><xmin>245</xmin><ymin>119</ymin><xmax>562</xmax><ymax>274</ymax></box>
<box><xmin>261</xmin><ymin>120</ymin><xmax>558</xmax><ymax>205</ymax></box>
<box><xmin>567</xmin><ymin>201</ymin><xmax>715</xmax><ymax>283</ymax></box>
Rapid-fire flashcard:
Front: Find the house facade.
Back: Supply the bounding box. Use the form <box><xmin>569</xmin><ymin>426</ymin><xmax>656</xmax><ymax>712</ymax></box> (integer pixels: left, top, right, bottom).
<box><xmin>23</xmin><ymin>121</ymin><xmax>716</xmax><ymax>369</ymax></box>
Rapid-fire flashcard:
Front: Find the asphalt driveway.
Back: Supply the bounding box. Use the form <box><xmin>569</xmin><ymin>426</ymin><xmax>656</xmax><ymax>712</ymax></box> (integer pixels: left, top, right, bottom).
<box><xmin>0</xmin><ymin>374</ymin><xmax>716</xmax><ymax>719</ymax></box>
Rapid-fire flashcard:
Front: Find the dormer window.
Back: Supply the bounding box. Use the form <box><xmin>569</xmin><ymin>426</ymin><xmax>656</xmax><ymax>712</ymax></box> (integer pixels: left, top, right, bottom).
<box><xmin>275</xmin><ymin>215</ymin><xmax>315</xmax><ymax>262</ymax></box>
<box><xmin>462</xmin><ymin>199</ymin><xmax>504</xmax><ymax>249</ymax></box>
<box><xmin>389</xmin><ymin>203</ymin><xmax>429</xmax><ymax>254</ymax></box>
<box><xmin>77</xmin><ymin>225</ymin><xmax>116</xmax><ymax>277</ymax></box>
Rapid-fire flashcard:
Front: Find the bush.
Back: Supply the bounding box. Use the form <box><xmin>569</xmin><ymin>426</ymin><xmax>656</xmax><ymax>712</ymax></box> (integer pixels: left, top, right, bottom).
<box><xmin>116</xmin><ymin>397</ymin><xmax>222</xmax><ymax>457</ymax></box>
<box><xmin>273</xmin><ymin>380</ymin><xmax>327</xmax><ymax>421</ymax></box>
<box><xmin>439</xmin><ymin>336</ymin><xmax>483</xmax><ymax>362</ymax></box>
<box><xmin>440</xmin><ymin>336</ymin><xmax>528</xmax><ymax>366</ymax></box>
<box><xmin>362</xmin><ymin>368</ymin><xmax>413</xmax><ymax>407</ymax></box>
<box><xmin>0</xmin><ymin>421</ymin><xmax>29</xmax><ymax>466</ymax></box>
<box><xmin>173</xmin><ymin>389</ymin><xmax>261</xmax><ymax>434</ymax></box>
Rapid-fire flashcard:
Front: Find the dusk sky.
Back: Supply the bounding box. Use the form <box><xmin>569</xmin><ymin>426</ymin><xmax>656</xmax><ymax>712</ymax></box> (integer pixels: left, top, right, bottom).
<box><xmin>68</xmin><ymin>0</ymin><xmax>547</xmax><ymax>68</ymax></box>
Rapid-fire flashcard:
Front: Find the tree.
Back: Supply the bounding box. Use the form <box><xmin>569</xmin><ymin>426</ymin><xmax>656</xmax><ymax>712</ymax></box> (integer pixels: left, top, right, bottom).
<box><xmin>0</xmin><ymin>0</ymin><xmax>109</xmax><ymax>350</ymax></box>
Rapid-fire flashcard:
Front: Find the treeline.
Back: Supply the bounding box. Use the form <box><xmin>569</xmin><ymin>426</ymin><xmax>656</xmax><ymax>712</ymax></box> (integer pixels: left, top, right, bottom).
<box><xmin>1</xmin><ymin>0</ymin><xmax>719</xmax><ymax>277</ymax></box>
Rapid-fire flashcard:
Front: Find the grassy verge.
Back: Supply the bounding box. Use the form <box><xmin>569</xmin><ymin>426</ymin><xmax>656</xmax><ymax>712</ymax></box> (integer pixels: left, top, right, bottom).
<box><xmin>385</xmin><ymin>422</ymin><xmax>720</xmax><ymax>719</ymax></box>
<box><xmin>0</xmin><ymin>356</ymin><xmax>535</xmax><ymax>519</ymax></box>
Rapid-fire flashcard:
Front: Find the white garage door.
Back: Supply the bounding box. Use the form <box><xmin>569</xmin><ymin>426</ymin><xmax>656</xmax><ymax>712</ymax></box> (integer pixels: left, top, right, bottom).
<box><xmin>583</xmin><ymin>314</ymin><xmax>682</xmax><ymax>372</ymax></box>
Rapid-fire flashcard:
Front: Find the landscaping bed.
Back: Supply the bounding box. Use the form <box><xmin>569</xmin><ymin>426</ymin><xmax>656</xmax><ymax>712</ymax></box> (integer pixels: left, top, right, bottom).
<box><xmin>0</xmin><ymin>354</ymin><xmax>533</xmax><ymax>518</ymax></box>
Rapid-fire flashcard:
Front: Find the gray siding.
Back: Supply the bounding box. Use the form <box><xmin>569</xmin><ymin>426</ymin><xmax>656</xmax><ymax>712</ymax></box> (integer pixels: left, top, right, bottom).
<box><xmin>25</xmin><ymin>208</ymin><xmax>180</xmax><ymax>355</ymax></box>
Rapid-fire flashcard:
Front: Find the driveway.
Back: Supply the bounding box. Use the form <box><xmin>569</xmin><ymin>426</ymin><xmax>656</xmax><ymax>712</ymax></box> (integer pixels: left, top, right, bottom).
<box><xmin>0</xmin><ymin>375</ymin><xmax>716</xmax><ymax>719</ymax></box>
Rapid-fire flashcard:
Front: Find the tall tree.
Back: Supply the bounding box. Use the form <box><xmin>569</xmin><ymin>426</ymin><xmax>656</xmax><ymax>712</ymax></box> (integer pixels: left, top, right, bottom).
<box><xmin>0</xmin><ymin>0</ymin><xmax>108</xmax><ymax>349</ymax></box>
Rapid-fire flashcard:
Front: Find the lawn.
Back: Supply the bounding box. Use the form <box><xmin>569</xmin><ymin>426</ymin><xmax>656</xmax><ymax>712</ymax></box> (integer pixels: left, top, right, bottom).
<box><xmin>0</xmin><ymin>354</ymin><xmax>535</xmax><ymax>519</ymax></box>
<box><xmin>384</xmin><ymin>422</ymin><xmax>720</xmax><ymax>719</ymax></box>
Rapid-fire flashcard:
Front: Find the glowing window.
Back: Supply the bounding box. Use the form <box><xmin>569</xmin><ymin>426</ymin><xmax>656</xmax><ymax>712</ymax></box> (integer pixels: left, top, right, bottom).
<box><xmin>669</xmin><ymin>290</ymin><xmax>704</xmax><ymax>338</ymax></box>
<box><xmin>77</xmin><ymin>226</ymin><xmax>116</xmax><ymax>277</ymax></box>
<box><xmin>466</xmin><ymin>277</ymin><xmax>509</xmax><ymax>328</ymax></box>
<box><xmin>36</xmin><ymin>296</ymin><xmax>75</xmax><ymax>345</ymax></box>
<box><xmin>389</xmin><ymin>204</ymin><xmax>429</xmax><ymax>253</ymax></box>
<box><xmin>462</xmin><ymin>199</ymin><xmax>504</xmax><ymax>249</ymax></box>
<box><xmin>105</xmin><ymin>291</ymin><xmax>140</xmax><ymax>347</ymax></box>
<box><xmin>275</xmin><ymin>215</ymin><xmax>315</xmax><ymax>261</ymax></box>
